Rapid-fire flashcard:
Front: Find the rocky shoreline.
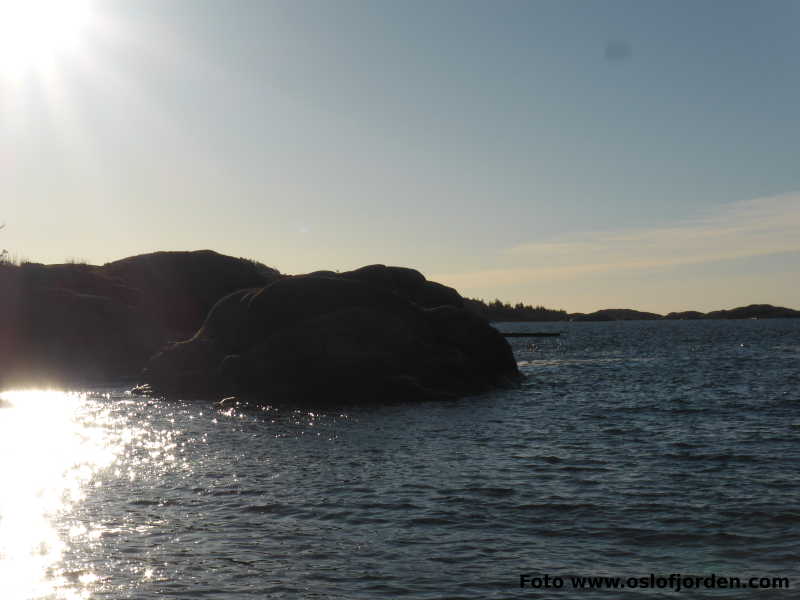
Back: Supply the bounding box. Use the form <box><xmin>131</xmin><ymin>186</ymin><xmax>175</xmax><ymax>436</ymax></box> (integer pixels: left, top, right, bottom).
<box><xmin>0</xmin><ymin>251</ymin><xmax>520</xmax><ymax>403</ymax></box>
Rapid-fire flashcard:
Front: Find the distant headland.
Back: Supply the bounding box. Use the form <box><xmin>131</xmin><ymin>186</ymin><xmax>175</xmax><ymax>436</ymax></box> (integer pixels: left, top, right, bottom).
<box><xmin>464</xmin><ymin>299</ymin><xmax>800</xmax><ymax>322</ymax></box>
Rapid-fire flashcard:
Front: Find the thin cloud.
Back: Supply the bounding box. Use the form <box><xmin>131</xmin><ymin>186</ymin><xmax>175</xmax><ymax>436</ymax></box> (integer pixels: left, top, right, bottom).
<box><xmin>434</xmin><ymin>193</ymin><xmax>800</xmax><ymax>290</ymax></box>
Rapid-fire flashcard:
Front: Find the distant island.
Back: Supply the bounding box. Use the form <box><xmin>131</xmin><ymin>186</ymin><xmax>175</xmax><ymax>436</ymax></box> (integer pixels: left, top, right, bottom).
<box><xmin>466</xmin><ymin>300</ymin><xmax>800</xmax><ymax>322</ymax></box>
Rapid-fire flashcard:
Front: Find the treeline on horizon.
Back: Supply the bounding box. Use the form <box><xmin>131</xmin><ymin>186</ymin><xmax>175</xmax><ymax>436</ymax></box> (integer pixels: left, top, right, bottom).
<box><xmin>464</xmin><ymin>299</ymin><xmax>800</xmax><ymax>322</ymax></box>
<box><xmin>464</xmin><ymin>298</ymin><xmax>569</xmax><ymax>321</ymax></box>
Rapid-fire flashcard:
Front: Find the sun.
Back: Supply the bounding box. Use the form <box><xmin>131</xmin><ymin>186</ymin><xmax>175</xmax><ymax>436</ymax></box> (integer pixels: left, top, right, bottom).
<box><xmin>0</xmin><ymin>0</ymin><xmax>92</xmax><ymax>79</ymax></box>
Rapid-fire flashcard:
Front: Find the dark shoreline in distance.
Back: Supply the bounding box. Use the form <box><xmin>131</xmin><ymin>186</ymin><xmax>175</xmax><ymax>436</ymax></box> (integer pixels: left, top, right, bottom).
<box><xmin>466</xmin><ymin>300</ymin><xmax>800</xmax><ymax>322</ymax></box>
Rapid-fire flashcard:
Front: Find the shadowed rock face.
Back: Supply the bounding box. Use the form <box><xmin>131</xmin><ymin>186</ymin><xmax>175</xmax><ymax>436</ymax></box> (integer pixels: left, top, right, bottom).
<box><xmin>0</xmin><ymin>251</ymin><xmax>279</xmax><ymax>385</ymax></box>
<box><xmin>1</xmin><ymin>262</ymin><xmax>157</xmax><ymax>383</ymax></box>
<box><xmin>103</xmin><ymin>250</ymin><xmax>281</xmax><ymax>337</ymax></box>
<box><xmin>1</xmin><ymin>253</ymin><xmax>518</xmax><ymax>403</ymax></box>
<box><xmin>144</xmin><ymin>273</ymin><xmax>519</xmax><ymax>404</ymax></box>
<box><xmin>0</xmin><ymin>265</ymin><xmax>24</xmax><ymax>381</ymax></box>
<box><xmin>338</xmin><ymin>264</ymin><xmax>464</xmax><ymax>309</ymax></box>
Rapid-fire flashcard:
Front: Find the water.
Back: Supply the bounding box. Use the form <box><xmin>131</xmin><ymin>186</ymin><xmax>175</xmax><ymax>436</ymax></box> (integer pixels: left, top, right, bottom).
<box><xmin>1</xmin><ymin>319</ymin><xmax>799</xmax><ymax>598</ymax></box>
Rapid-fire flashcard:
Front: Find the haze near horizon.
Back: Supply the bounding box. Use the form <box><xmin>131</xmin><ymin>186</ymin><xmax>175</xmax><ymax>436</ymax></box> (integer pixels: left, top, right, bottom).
<box><xmin>2</xmin><ymin>0</ymin><xmax>799</xmax><ymax>313</ymax></box>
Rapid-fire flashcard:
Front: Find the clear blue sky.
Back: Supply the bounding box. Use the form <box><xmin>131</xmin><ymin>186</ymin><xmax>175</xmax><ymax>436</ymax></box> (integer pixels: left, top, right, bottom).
<box><xmin>2</xmin><ymin>0</ymin><xmax>798</xmax><ymax>312</ymax></box>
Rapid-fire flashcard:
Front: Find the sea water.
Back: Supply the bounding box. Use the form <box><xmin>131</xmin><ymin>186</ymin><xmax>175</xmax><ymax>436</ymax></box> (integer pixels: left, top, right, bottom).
<box><xmin>1</xmin><ymin>319</ymin><xmax>798</xmax><ymax>598</ymax></box>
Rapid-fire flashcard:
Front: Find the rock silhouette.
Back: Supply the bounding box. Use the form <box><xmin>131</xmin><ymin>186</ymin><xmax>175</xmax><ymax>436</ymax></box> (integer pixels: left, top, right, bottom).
<box><xmin>0</xmin><ymin>251</ymin><xmax>277</xmax><ymax>385</ymax></box>
<box><xmin>1</xmin><ymin>252</ymin><xmax>519</xmax><ymax>402</ymax></box>
<box><xmin>4</xmin><ymin>249</ymin><xmax>795</xmax><ymax>400</ymax></box>
<box><xmin>144</xmin><ymin>270</ymin><xmax>519</xmax><ymax>404</ymax></box>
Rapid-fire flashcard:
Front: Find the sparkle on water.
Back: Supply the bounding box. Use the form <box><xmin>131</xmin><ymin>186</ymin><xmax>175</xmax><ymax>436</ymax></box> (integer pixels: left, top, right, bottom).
<box><xmin>0</xmin><ymin>390</ymin><xmax>172</xmax><ymax>599</ymax></box>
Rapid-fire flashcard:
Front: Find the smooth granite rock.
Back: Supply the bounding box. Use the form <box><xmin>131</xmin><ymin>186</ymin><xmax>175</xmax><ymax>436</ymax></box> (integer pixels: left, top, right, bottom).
<box><xmin>144</xmin><ymin>272</ymin><xmax>519</xmax><ymax>404</ymax></box>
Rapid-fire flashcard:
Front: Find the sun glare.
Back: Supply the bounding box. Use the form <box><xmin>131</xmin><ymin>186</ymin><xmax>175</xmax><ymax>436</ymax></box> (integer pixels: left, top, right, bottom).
<box><xmin>0</xmin><ymin>390</ymin><xmax>120</xmax><ymax>599</ymax></box>
<box><xmin>0</xmin><ymin>0</ymin><xmax>92</xmax><ymax>79</ymax></box>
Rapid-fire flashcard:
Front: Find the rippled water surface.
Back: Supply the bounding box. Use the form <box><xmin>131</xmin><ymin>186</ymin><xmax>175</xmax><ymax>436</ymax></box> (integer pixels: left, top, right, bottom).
<box><xmin>1</xmin><ymin>319</ymin><xmax>799</xmax><ymax>598</ymax></box>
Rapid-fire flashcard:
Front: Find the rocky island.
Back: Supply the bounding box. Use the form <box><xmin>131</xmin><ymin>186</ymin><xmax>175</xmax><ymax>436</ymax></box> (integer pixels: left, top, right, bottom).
<box><xmin>0</xmin><ymin>251</ymin><xmax>519</xmax><ymax>403</ymax></box>
<box><xmin>570</xmin><ymin>305</ymin><xmax>800</xmax><ymax>321</ymax></box>
<box><xmin>568</xmin><ymin>308</ymin><xmax>663</xmax><ymax>322</ymax></box>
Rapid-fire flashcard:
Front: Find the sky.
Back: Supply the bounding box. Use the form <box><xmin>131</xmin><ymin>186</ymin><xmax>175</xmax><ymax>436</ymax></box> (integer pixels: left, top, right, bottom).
<box><xmin>1</xmin><ymin>0</ymin><xmax>799</xmax><ymax>313</ymax></box>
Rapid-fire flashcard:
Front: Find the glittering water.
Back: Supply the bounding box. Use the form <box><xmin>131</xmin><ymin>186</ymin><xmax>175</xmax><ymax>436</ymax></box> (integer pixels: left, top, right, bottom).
<box><xmin>1</xmin><ymin>319</ymin><xmax>799</xmax><ymax>598</ymax></box>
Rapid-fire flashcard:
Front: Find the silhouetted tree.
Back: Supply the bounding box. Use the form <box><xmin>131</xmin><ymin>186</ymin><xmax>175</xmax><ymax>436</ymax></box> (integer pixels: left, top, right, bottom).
<box><xmin>464</xmin><ymin>297</ymin><xmax>568</xmax><ymax>321</ymax></box>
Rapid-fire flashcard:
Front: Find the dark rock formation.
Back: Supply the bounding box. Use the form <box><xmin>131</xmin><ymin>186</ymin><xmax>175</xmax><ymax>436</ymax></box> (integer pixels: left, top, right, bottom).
<box><xmin>0</xmin><ymin>251</ymin><xmax>278</xmax><ymax>385</ymax></box>
<box><xmin>2</xmin><ymin>252</ymin><xmax>518</xmax><ymax>403</ymax></box>
<box><xmin>1</xmin><ymin>262</ymin><xmax>154</xmax><ymax>383</ymax></box>
<box><xmin>0</xmin><ymin>265</ymin><xmax>24</xmax><ymax>383</ymax></box>
<box><xmin>103</xmin><ymin>250</ymin><xmax>280</xmax><ymax>337</ymax></box>
<box><xmin>144</xmin><ymin>272</ymin><xmax>519</xmax><ymax>404</ymax></box>
<box><xmin>338</xmin><ymin>264</ymin><xmax>464</xmax><ymax>309</ymax></box>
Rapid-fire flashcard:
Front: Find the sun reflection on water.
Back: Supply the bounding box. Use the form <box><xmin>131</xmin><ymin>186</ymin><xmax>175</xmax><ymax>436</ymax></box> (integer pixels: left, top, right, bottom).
<box><xmin>0</xmin><ymin>390</ymin><xmax>123</xmax><ymax>599</ymax></box>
